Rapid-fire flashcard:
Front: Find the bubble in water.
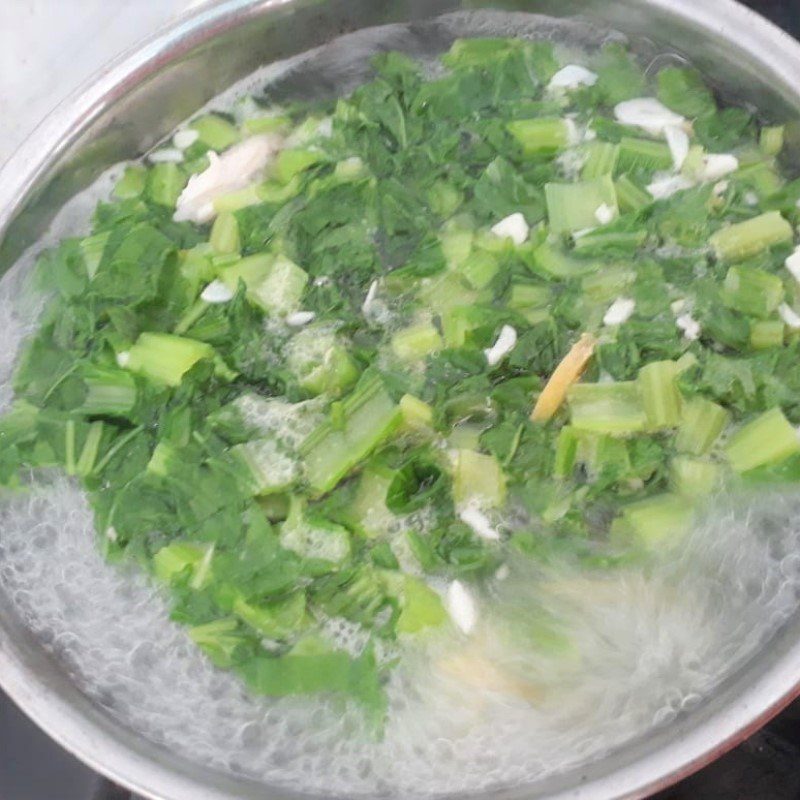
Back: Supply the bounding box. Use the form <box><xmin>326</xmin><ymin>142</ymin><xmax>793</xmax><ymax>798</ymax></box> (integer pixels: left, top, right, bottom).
<box><xmin>3</xmin><ymin>475</ymin><xmax>796</xmax><ymax>798</ymax></box>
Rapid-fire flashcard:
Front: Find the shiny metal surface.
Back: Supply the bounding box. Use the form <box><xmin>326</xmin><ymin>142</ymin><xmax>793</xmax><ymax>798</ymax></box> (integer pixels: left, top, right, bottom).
<box><xmin>0</xmin><ymin>0</ymin><xmax>215</xmax><ymax>167</ymax></box>
<box><xmin>2</xmin><ymin>2</ymin><xmax>800</xmax><ymax>799</ymax></box>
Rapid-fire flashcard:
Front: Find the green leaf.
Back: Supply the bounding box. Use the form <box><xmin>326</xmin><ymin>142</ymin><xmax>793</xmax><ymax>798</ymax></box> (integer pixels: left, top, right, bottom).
<box><xmin>385</xmin><ymin>454</ymin><xmax>448</xmax><ymax>514</ymax></box>
<box><xmin>594</xmin><ymin>43</ymin><xmax>646</xmax><ymax>105</ymax></box>
<box><xmin>234</xmin><ymin>591</ymin><xmax>307</xmax><ymax>639</ymax></box>
<box><xmin>694</xmin><ymin>107</ymin><xmax>755</xmax><ymax>151</ymax></box>
<box><xmin>92</xmin><ymin>223</ymin><xmax>176</xmax><ymax>304</ymax></box>
<box><xmin>397</xmin><ymin>577</ymin><xmax>447</xmax><ymax>634</ymax></box>
<box><xmin>657</xmin><ymin>68</ymin><xmax>716</xmax><ymax>118</ymax></box>
<box><xmin>472</xmin><ymin>157</ymin><xmax>545</xmax><ymax>224</ymax></box>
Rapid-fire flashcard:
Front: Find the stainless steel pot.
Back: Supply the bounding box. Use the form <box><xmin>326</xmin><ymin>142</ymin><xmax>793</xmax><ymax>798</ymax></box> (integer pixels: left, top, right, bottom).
<box><xmin>2</xmin><ymin>1</ymin><xmax>800</xmax><ymax>798</ymax></box>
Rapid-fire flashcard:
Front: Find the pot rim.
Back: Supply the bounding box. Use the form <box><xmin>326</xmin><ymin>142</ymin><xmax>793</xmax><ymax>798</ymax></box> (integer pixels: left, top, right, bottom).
<box><xmin>2</xmin><ymin>2</ymin><xmax>800</xmax><ymax>799</ymax></box>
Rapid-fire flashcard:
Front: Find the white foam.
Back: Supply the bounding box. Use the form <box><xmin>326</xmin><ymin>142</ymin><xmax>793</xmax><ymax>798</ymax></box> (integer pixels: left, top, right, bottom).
<box><xmin>232</xmin><ymin>393</ymin><xmax>324</xmax><ymax>451</ymax></box>
<box><xmin>3</xmin><ymin>480</ymin><xmax>800</xmax><ymax>796</ymax></box>
<box><xmin>555</xmin><ymin>146</ymin><xmax>589</xmax><ymax>180</ymax></box>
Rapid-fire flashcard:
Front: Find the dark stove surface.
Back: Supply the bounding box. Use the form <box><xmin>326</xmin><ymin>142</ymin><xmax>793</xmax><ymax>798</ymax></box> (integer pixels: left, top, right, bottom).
<box><xmin>654</xmin><ymin>705</ymin><xmax>800</xmax><ymax>800</ymax></box>
<box><xmin>3</xmin><ymin>1</ymin><xmax>800</xmax><ymax>799</ymax></box>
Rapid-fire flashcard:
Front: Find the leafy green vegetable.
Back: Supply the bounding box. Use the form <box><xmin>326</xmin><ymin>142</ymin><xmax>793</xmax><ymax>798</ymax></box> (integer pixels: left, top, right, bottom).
<box><xmin>4</xmin><ymin>34</ymin><xmax>800</xmax><ymax>725</ymax></box>
<box><xmin>694</xmin><ymin>107</ymin><xmax>755</xmax><ymax>151</ymax></box>
<box><xmin>545</xmin><ymin>175</ymin><xmax>617</xmax><ymax>234</ymax></box>
<box><xmin>594</xmin><ymin>43</ymin><xmax>646</xmax><ymax>105</ymax></box>
<box><xmin>386</xmin><ymin>454</ymin><xmax>448</xmax><ymax>514</ymax></box>
<box><xmin>656</xmin><ymin>68</ymin><xmax>716</xmax><ymax>118</ymax></box>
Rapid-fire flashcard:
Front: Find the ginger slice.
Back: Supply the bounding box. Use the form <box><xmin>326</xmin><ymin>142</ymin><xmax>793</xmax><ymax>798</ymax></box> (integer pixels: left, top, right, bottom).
<box><xmin>438</xmin><ymin>645</ymin><xmax>543</xmax><ymax>705</ymax></box>
<box><xmin>530</xmin><ymin>333</ymin><xmax>597</xmax><ymax>422</ymax></box>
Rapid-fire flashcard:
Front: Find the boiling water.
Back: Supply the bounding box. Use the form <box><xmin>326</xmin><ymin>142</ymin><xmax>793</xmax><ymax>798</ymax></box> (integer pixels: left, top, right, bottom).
<box><xmin>2</xmin><ymin>10</ymin><xmax>800</xmax><ymax>798</ymax></box>
<box><xmin>4</xmin><ymin>476</ymin><xmax>800</xmax><ymax>796</ymax></box>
